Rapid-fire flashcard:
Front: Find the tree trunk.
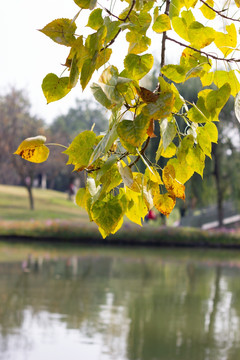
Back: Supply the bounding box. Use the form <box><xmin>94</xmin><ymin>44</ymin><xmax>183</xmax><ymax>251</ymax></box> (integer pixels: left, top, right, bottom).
<box><xmin>212</xmin><ymin>143</ymin><xmax>223</xmax><ymax>227</ymax></box>
<box><xmin>26</xmin><ymin>185</ymin><xmax>34</xmax><ymax>210</ymax></box>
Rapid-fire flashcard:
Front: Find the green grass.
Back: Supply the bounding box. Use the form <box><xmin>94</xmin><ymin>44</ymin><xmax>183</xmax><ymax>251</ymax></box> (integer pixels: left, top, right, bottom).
<box><xmin>0</xmin><ymin>185</ymin><xmax>88</xmax><ymax>222</ymax></box>
<box><xmin>0</xmin><ymin>185</ymin><xmax>240</xmax><ymax>248</ymax></box>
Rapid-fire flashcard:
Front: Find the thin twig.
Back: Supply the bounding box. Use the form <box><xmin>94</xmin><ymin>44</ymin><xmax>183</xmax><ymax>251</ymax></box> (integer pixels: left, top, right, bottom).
<box><xmin>200</xmin><ymin>0</ymin><xmax>240</xmax><ymax>23</ymax></box>
<box><xmin>129</xmin><ymin>136</ymin><xmax>150</xmax><ymax>168</ymax></box>
<box><xmin>156</xmin><ymin>0</ymin><xmax>170</xmax><ymax>92</ymax></box>
<box><xmin>101</xmin><ymin>0</ymin><xmax>136</xmax><ymax>51</ymax></box>
<box><xmin>160</xmin><ymin>0</ymin><xmax>171</xmax><ymax>70</ymax></box>
<box><xmin>166</xmin><ymin>35</ymin><xmax>240</xmax><ymax>63</ymax></box>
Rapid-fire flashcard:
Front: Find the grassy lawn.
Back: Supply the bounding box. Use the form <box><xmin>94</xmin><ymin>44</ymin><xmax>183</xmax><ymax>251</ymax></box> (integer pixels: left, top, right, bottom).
<box><xmin>0</xmin><ymin>185</ymin><xmax>240</xmax><ymax>247</ymax></box>
<box><xmin>0</xmin><ymin>185</ymin><xmax>89</xmax><ymax>222</ymax></box>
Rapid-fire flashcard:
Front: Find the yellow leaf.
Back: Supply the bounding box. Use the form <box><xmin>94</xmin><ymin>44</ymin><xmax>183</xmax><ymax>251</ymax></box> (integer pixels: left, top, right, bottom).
<box><xmin>235</xmin><ymin>0</ymin><xmax>240</xmax><ymax>7</ymax></box>
<box><xmin>153</xmin><ymin>192</ymin><xmax>176</xmax><ymax>217</ymax></box>
<box><xmin>167</xmin><ymin>158</ymin><xmax>194</xmax><ymax>184</ymax></box>
<box><xmin>14</xmin><ymin>136</ymin><xmax>49</xmax><ymax>163</ymax></box>
<box><xmin>162</xmin><ymin>164</ymin><xmax>185</xmax><ymax>200</ymax></box>
<box><xmin>214</xmin><ymin>24</ymin><xmax>237</xmax><ymax>56</ymax></box>
<box><xmin>200</xmin><ymin>0</ymin><xmax>216</xmax><ymax>20</ymax></box>
<box><xmin>125</xmin><ymin>188</ymin><xmax>148</xmax><ymax>226</ymax></box>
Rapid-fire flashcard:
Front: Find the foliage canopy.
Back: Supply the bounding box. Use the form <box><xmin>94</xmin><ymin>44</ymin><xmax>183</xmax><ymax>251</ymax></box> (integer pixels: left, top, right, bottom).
<box><xmin>15</xmin><ymin>0</ymin><xmax>240</xmax><ymax>237</ymax></box>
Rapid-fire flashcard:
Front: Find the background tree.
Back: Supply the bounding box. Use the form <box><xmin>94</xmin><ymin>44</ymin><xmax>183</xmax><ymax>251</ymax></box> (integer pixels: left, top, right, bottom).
<box><xmin>0</xmin><ymin>88</ymin><xmax>46</xmax><ymax>210</ymax></box>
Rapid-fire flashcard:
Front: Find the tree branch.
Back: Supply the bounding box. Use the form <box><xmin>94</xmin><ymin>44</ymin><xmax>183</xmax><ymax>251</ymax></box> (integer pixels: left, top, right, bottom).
<box><xmin>200</xmin><ymin>0</ymin><xmax>240</xmax><ymax>23</ymax></box>
<box><xmin>155</xmin><ymin>0</ymin><xmax>170</xmax><ymax>93</ymax></box>
<box><xmin>129</xmin><ymin>136</ymin><xmax>150</xmax><ymax>168</ymax></box>
<box><xmin>166</xmin><ymin>35</ymin><xmax>240</xmax><ymax>63</ymax></box>
<box><xmin>160</xmin><ymin>0</ymin><xmax>171</xmax><ymax>70</ymax></box>
<box><xmin>101</xmin><ymin>0</ymin><xmax>136</xmax><ymax>51</ymax></box>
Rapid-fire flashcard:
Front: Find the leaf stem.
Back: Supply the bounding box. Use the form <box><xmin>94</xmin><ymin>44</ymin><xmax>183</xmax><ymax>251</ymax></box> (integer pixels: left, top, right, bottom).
<box><xmin>46</xmin><ymin>143</ymin><xmax>68</xmax><ymax>149</ymax></box>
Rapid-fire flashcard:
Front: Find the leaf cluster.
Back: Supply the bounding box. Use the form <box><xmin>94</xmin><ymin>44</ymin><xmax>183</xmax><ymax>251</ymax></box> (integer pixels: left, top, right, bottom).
<box><xmin>15</xmin><ymin>0</ymin><xmax>240</xmax><ymax>237</ymax></box>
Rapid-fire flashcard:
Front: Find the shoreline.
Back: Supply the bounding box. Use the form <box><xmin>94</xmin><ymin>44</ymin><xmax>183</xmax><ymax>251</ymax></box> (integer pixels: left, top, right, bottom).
<box><xmin>0</xmin><ymin>220</ymin><xmax>240</xmax><ymax>249</ymax></box>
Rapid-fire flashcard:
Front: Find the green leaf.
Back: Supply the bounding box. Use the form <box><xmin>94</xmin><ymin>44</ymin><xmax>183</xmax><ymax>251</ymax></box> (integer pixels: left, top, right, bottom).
<box><xmin>104</xmin><ymin>18</ymin><xmax>120</xmax><ymax>44</ymax></box>
<box><xmin>42</xmin><ymin>73</ymin><xmax>71</xmax><ymax>104</ymax></box>
<box><xmin>95</xmin><ymin>48</ymin><xmax>112</xmax><ymax>70</ymax></box>
<box><xmin>205</xmin><ymin>83</ymin><xmax>231</xmax><ymax>117</ymax></box>
<box><xmin>14</xmin><ymin>136</ymin><xmax>49</xmax><ymax>163</ymax></box>
<box><xmin>91</xmin><ymin>196</ymin><xmax>124</xmax><ymax>237</ymax></box>
<box><xmin>80</xmin><ymin>57</ymin><xmax>96</xmax><ymax>90</ymax></box>
<box><xmin>74</xmin><ymin>0</ymin><xmax>97</xmax><ymax>9</ymax></box>
<box><xmin>124</xmin><ymin>54</ymin><xmax>154</xmax><ymax>80</ymax></box>
<box><xmin>152</xmin><ymin>14</ymin><xmax>171</xmax><ymax>33</ymax></box>
<box><xmin>91</xmin><ymin>83</ymin><xmax>113</xmax><ymax>109</ymax></box>
<box><xmin>90</xmin><ymin>123</ymin><xmax>118</xmax><ymax>164</ymax></box>
<box><xmin>118</xmin><ymin>163</ymin><xmax>134</xmax><ymax>188</ymax></box>
<box><xmin>126</xmin><ymin>32</ymin><xmax>151</xmax><ymax>54</ymax></box>
<box><xmin>169</xmin><ymin>0</ymin><xmax>183</xmax><ymax>19</ymax></box>
<box><xmin>161</xmin><ymin>64</ymin><xmax>186</xmax><ymax>83</ymax></box>
<box><xmin>87</xmin><ymin>8</ymin><xmax>103</xmax><ymax>30</ymax></box>
<box><xmin>160</xmin><ymin>118</ymin><xmax>177</xmax><ymax>150</ymax></box>
<box><xmin>68</xmin><ymin>53</ymin><xmax>79</xmax><ymax>89</ymax></box>
<box><xmin>117</xmin><ymin>113</ymin><xmax>150</xmax><ymax>147</ymax></box>
<box><xmin>98</xmin><ymin>65</ymin><xmax>131</xmax><ymax>103</ymax></box>
<box><xmin>85</xmin><ymin>26</ymin><xmax>107</xmax><ymax>56</ymax></box>
<box><xmin>63</xmin><ymin>130</ymin><xmax>96</xmax><ymax>171</ymax></box>
<box><xmin>65</xmin><ymin>36</ymin><xmax>88</xmax><ymax>71</ymax></box>
<box><xmin>143</xmin><ymin>91</ymin><xmax>175</xmax><ymax>120</ymax></box>
<box><xmin>98</xmin><ymin>164</ymin><xmax>122</xmax><ymax>197</ymax></box>
<box><xmin>39</xmin><ymin>18</ymin><xmax>76</xmax><ymax>46</ymax></box>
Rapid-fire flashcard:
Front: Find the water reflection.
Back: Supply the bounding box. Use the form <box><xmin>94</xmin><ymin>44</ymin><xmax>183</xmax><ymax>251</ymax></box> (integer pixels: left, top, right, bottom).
<box><xmin>0</xmin><ymin>249</ymin><xmax>240</xmax><ymax>360</ymax></box>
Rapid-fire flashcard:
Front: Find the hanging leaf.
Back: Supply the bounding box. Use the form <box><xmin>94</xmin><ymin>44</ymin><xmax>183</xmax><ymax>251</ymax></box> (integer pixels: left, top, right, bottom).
<box><xmin>91</xmin><ymin>196</ymin><xmax>124</xmax><ymax>237</ymax></box>
<box><xmin>200</xmin><ymin>0</ymin><xmax>216</xmax><ymax>19</ymax></box>
<box><xmin>153</xmin><ymin>192</ymin><xmax>176</xmax><ymax>217</ymax></box>
<box><xmin>63</xmin><ymin>130</ymin><xmax>96</xmax><ymax>171</ymax></box>
<box><xmin>152</xmin><ymin>14</ymin><xmax>171</xmax><ymax>33</ymax></box>
<box><xmin>74</xmin><ymin>0</ymin><xmax>97</xmax><ymax>9</ymax></box>
<box><xmin>117</xmin><ymin>113</ymin><xmax>150</xmax><ymax>147</ymax></box>
<box><xmin>42</xmin><ymin>73</ymin><xmax>71</xmax><ymax>104</ymax></box>
<box><xmin>136</xmin><ymin>87</ymin><xmax>159</xmax><ymax>103</ymax></box>
<box><xmin>39</xmin><ymin>18</ymin><xmax>77</xmax><ymax>46</ymax></box>
<box><xmin>162</xmin><ymin>164</ymin><xmax>185</xmax><ymax>200</ymax></box>
<box><xmin>124</xmin><ymin>188</ymin><xmax>148</xmax><ymax>226</ymax></box>
<box><xmin>124</xmin><ymin>54</ymin><xmax>154</xmax><ymax>80</ymax></box>
<box><xmin>87</xmin><ymin>8</ymin><xmax>103</xmax><ymax>30</ymax></box>
<box><xmin>14</xmin><ymin>136</ymin><xmax>49</xmax><ymax>163</ymax></box>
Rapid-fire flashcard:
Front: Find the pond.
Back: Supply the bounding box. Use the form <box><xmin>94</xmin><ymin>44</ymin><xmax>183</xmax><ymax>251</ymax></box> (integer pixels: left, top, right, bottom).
<box><xmin>0</xmin><ymin>242</ymin><xmax>240</xmax><ymax>360</ymax></box>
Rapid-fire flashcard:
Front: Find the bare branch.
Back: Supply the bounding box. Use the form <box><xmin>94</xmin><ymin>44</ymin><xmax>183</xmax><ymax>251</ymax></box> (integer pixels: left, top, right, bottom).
<box><xmin>166</xmin><ymin>35</ymin><xmax>240</xmax><ymax>63</ymax></box>
<box><xmin>160</xmin><ymin>0</ymin><xmax>171</xmax><ymax>70</ymax></box>
<box><xmin>200</xmin><ymin>0</ymin><xmax>240</xmax><ymax>23</ymax></box>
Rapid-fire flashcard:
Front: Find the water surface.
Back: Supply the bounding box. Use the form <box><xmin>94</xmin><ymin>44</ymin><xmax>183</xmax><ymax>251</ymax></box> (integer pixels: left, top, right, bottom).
<box><xmin>0</xmin><ymin>242</ymin><xmax>240</xmax><ymax>360</ymax></box>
